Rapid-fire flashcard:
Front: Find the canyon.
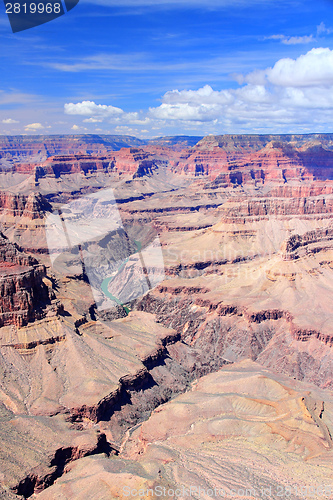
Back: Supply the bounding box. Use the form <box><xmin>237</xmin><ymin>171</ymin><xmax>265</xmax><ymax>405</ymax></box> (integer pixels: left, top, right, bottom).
<box><xmin>1</xmin><ymin>134</ymin><xmax>333</xmax><ymax>498</ymax></box>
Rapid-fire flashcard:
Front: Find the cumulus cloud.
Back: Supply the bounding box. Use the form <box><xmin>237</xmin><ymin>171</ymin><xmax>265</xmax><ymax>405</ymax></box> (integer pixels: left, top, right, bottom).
<box><xmin>266</xmin><ymin>48</ymin><xmax>333</xmax><ymax>87</ymax></box>
<box><xmin>150</xmin><ymin>102</ymin><xmax>220</xmax><ymax>122</ymax></box>
<box><xmin>244</xmin><ymin>48</ymin><xmax>333</xmax><ymax>87</ymax></box>
<box><xmin>63</xmin><ymin>48</ymin><xmax>333</xmax><ymax>133</ymax></box>
<box><xmin>24</xmin><ymin>123</ymin><xmax>44</xmax><ymax>131</ymax></box>
<box><xmin>149</xmin><ymin>85</ymin><xmax>233</xmax><ymax>122</ymax></box>
<box><xmin>149</xmin><ymin>84</ymin><xmax>285</xmax><ymax>126</ymax></box>
<box><xmin>1</xmin><ymin>118</ymin><xmax>19</xmax><ymax>124</ymax></box>
<box><xmin>148</xmin><ymin>48</ymin><xmax>333</xmax><ymax>130</ymax></box>
<box><xmin>64</xmin><ymin>100</ymin><xmax>150</xmax><ymax>126</ymax></box>
<box><xmin>161</xmin><ymin>85</ymin><xmax>232</xmax><ymax>105</ymax></box>
<box><xmin>71</xmin><ymin>124</ymin><xmax>88</xmax><ymax>131</ymax></box>
<box><xmin>65</xmin><ymin>100</ymin><xmax>123</xmax><ymax>117</ymax></box>
<box><xmin>83</xmin><ymin>117</ymin><xmax>103</xmax><ymax>123</ymax></box>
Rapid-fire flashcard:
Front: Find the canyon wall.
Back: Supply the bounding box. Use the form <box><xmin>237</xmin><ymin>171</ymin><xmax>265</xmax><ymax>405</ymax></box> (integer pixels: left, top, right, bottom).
<box><xmin>1</xmin><ymin>133</ymin><xmax>333</xmax><ymax>498</ymax></box>
<box><xmin>0</xmin><ymin>233</ymin><xmax>55</xmax><ymax>327</ymax></box>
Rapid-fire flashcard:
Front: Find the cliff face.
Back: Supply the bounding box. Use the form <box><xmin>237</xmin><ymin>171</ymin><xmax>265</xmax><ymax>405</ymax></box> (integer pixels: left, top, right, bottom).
<box><xmin>0</xmin><ymin>265</ymin><xmax>49</xmax><ymax>327</ymax></box>
<box><xmin>0</xmin><ymin>192</ymin><xmax>51</xmax><ymax>219</ymax></box>
<box><xmin>194</xmin><ymin>133</ymin><xmax>333</xmax><ymax>151</ymax></box>
<box><xmin>0</xmin><ymin>233</ymin><xmax>52</xmax><ymax>327</ymax></box>
<box><xmin>12</xmin><ymin>149</ymin><xmax>164</xmax><ymax>179</ymax></box>
<box><xmin>3</xmin><ymin>133</ymin><xmax>333</xmax><ymax>498</ymax></box>
<box><xmin>4</xmin><ymin>134</ymin><xmax>333</xmax><ymax>191</ymax></box>
<box><xmin>0</xmin><ymin>134</ymin><xmax>203</xmax><ymax>164</ymax></box>
<box><xmin>12</xmin><ymin>155</ymin><xmax>114</xmax><ymax>177</ymax></box>
<box><xmin>0</xmin><ymin>134</ymin><xmax>147</xmax><ymax>162</ymax></box>
<box><xmin>219</xmin><ymin>196</ymin><xmax>333</xmax><ymax>221</ymax></box>
<box><xmin>174</xmin><ymin>140</ymin><xmax>333</xmax><ymax>182</ymax></box>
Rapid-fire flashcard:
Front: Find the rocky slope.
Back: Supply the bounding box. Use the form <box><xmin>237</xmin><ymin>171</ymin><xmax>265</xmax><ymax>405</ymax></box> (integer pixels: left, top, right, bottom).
<box><xmin>1</xmin><ymin>133</ymin><xmax>333</xmax><ymax>498</ymax></box>
<box><xmin>0</xmin><ymin>192</ymin><xmax>51</xmax><ymax>219</ymax></box>
<box><xmin>33</xmin><ymin>361</ymin><xmax>333</xmax><ymax>500</ymax></box>
<box><xmin>0</xmin><ymin>233</ymin><xmax>57</xmax><ymax>327</ymax></box>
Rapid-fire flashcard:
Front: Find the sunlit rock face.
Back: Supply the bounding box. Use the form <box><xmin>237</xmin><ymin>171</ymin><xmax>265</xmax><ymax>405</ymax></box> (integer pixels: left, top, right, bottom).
<box><xmin>34</xmin><ymin>361</ymin><xmax>333</xmax><ymax>500</ymax></box>
<box><xmin>0</xmin><ymin>192</ymin><xmax>51</xmax><ymax>219</ymax></box>
<box><xmin>0</xmin><ymin>232</ymin><xmax>53</xmax><ymax>327</ymax></box>
<box><xmin>2</xmin><ymin>133</ymin><xmax>333</xmax><ymax>498</ymax></box>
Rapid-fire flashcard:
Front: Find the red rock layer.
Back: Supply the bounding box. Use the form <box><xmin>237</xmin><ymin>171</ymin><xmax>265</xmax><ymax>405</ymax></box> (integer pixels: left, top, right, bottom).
<box><xmin>220</xmin><ymin>196</ymin><xmax>333</xmax><ymax>221</ymax></box>
<box><xmin>4</xmin><ymin>136</ymin><xmax>333</xmax><ymax>185</ymax></box>
<box><xmin>175</xmin><ymin>141</ymin><xmax>333</xmax><ymax>182</ymax></box>
<box><xmin>0</xmin><ymin>233</ymin><xmax>51</xmax><ymax>327</ymax></box>
<box><xmin>0</xmin><ymin>134</ymin><xmax>145</xmax><ymax>161</ymax></box>
<box><xmin>0</xmin><ymin>192</ymin><xmax>51</xmax><ymax>219</ymax></box>
<box><xmin>13</xmin><ymin>148</ymin><xmax>163</xmax><ymax>179</ymax></box>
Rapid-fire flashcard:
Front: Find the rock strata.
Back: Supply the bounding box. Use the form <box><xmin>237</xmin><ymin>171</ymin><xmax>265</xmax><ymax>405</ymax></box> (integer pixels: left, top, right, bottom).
<box><xmin>2</xmin><ymin>134</ymin><xmax>333</xmax><ymax>498</ymax></box>
<box><xmin>0</xmin><ymin>233</ymin><xmax>53</xmax><ymax>327</ymax></box>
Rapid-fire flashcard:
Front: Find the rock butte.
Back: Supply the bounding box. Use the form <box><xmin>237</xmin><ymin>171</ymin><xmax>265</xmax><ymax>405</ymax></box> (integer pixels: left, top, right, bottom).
<box><xmin>1</xmin><ymin>134</ymin><xmax>333</xmax><ymax>498</ymax></box>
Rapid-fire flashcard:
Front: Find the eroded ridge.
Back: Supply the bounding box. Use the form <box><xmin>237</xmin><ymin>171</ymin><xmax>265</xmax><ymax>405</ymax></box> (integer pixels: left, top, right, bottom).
<box><xmin>1</xmin><ymin>134</ymin><xmax>333</xmax><ymax>498</ymax></box>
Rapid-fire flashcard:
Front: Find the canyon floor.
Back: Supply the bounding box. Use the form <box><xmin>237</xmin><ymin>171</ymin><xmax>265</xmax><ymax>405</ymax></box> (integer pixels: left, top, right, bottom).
<box><xmin>1</xmin><ymin>134</ymin><xmax>333</xmax><ymax>499</ymax></box>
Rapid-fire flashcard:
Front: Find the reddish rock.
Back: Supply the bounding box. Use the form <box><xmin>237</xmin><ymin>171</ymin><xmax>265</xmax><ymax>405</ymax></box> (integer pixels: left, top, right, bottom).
<box><xmin>0</xmin><ymin>233</ymin><xmax>52</xmax><ymax>327</ymax></box>
<box><xmin>219</xmin><ymin>196</ymin><xmax>333</xmax><ymax>222</ymax></box>
<box><xmin>0</xmin><ymin>192</ymin><xmax>51</xmax><ymax>219</ymax></box>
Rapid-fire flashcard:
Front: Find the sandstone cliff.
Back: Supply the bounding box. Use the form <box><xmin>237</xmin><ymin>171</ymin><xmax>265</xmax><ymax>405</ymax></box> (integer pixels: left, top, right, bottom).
<box><xmin>0</xmin><ymin>192</ymin><xmax>51</xmax><ymax>219</ymax></box>
<box><xmin>2</xmin><ymin>133</ymin><xmax>333</xmax><ymax>498</ymax></box>
<box><xmin>0</xmin><ymin>233</ymin><xmax>54</xmax><ymax>327</ymax></box>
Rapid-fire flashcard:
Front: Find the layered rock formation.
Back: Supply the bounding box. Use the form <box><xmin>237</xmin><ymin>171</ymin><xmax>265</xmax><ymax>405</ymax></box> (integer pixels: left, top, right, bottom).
<box><xmin>0</xmin><ymin>134</ymin><xmax>146</xmax><ymax>164</ymax></box>
<box><xmin>219</xmin><ymin>196</ymin><xmax>333</xmax><ymax>221</ymax></box>
<box><xmin>0</xmin><ymin>192</ymin><xmax>51</xmax><ymax>219</ymax></box>
<box><xmin>0</xmin><ymin>233</ymin><xmax>55</xmax><ymax>327</ymax></box>
<box><xmin>2</xmin><ymin>133</ymin><xmax>333</xmax><ymax>498</ymax></box>
<box><xmin>33</xmin><ymin>361</ymin><xmax>333</xmax><ymax>500</ymax></box>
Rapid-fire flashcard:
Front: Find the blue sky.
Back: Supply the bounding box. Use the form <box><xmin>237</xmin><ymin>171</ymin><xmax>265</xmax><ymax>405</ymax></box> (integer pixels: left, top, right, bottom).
<box><xmin>1</xmin><ymin>0</ymin><xmax>333</xmax><ymax>137</ymax></box>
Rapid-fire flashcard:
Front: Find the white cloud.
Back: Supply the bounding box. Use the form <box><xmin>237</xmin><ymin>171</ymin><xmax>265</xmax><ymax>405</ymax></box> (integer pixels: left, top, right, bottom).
<box><xmin>149</xmin><ymin>84</ymin><xmax>278</xmax><ymax>123</ymax></box>
<box><xmin>1</xmin><ymin>118</ymin><xmax>19</xmax><ymax>124</ymax></box>
<box><xmin>149</xmin><ymin>85</ymin><xmax>233</xmax><ymax>122</ymax></box>
<box><xmin>234</xmin><ymin>84</ymin><xmax>271</xmax><ymax>103</ymax></box>
<box><xmin>24</xmin><ymin>122</ymin><xmax>44</xmax><ymax>131</ymax></box>
<box><xmin>317</xmin><ymin>22</ymin><xmax>333</xmax><ymax>35</ymax></box>
<box><xmin>51</xmin><ymin>53</ymin><xmax>149</xmax><ymax>72</ymax></box>
<box><xmin>0</xmin><ymin>90</ymin><xmax>35</xmax><ymax>105</ymax></box>
<box><xmin>148</xmin><ymin>49</ymin><xmax>333</xmax><ymax>130</ymax></box>
<box><xmin>48</xmin><ymin>52</ymin><xmax>206</xmax><ymax>74</ymax></box>
<box><xmin>162</xmin><ymin>85</ymin><xmax>232</xmax><ymax>105</ymax></box>
<box><xmin>65</xmin><ymin>100</ymin><xmax>150</xmax><ymax>126</ymax></box>
<box><xmin>65</xmin><ymin>100</ymin><xmax>123</xmax><ymax>117</ymax></box>
<box><xmin>282</xmin><ymin>35</ymin><xmax>314</xmax><ymax>45</ymax></box>
<box><xmin>267</xmin><ymin>34</ymin><xmax>314</xmax><ymax>45</ymax></box>
<box><xmin>71</xmin><ymin>124</ymin><xmax>88</xmax><ymax>131</ymax></box>
<box><xmin>150</xmin><ymin>102</ymin><xmax>221</xmax><ymax>121</ymax></box>
<box><xmin>63</xmin><ymin>48</ymin><xmax>333</xmax><ymax>134</ymax></box>
<box><xmin>83</xmin><ymin>117</ymin><xmax>103</xmax><ymax>123</ymax></box>
<box><xmin>267</xmin><ymin>48</ymin><xmax>333</xmax><ymax>87</ymax></box>
<box><xmin>245</xmin><ymin>47</ymin><xmax>333</xmax><ymax>87</ymax></box>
